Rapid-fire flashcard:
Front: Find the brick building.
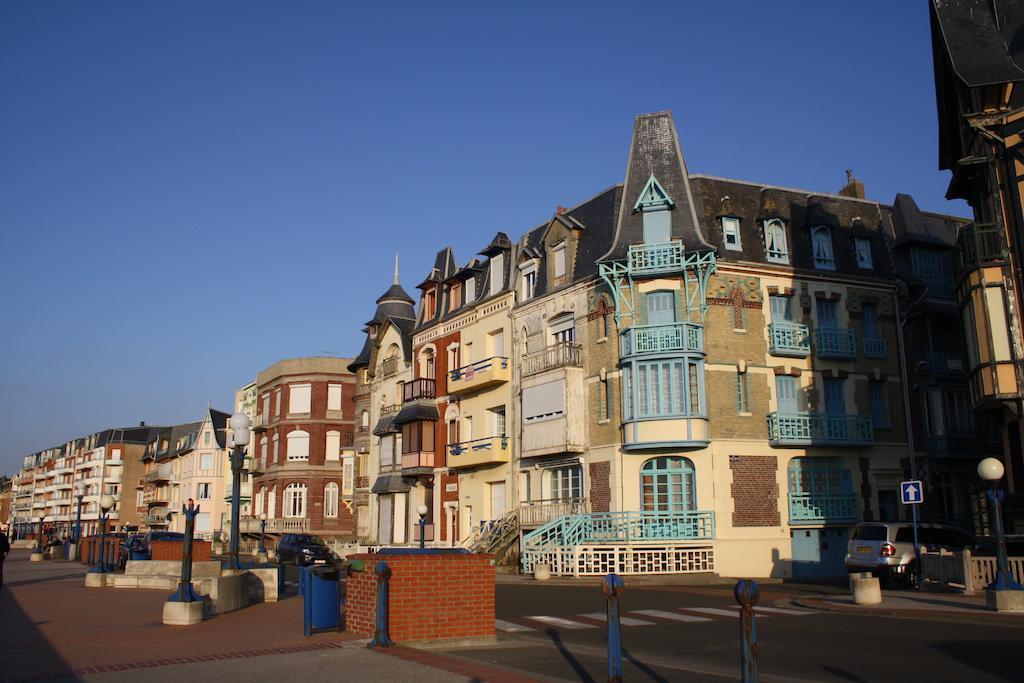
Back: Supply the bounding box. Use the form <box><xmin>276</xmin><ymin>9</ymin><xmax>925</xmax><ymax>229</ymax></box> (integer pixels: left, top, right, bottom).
<box><xmin>249</xmin><ymin>357</ymin><xmax>356</xmax><ymax>538</ymax></box>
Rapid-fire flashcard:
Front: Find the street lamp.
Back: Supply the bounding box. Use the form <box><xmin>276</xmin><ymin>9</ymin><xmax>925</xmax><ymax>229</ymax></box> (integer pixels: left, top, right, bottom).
<box><xmin>73</xmin><ymin>482</ymin><xmax>85</xmax><ymax>561</ymax></box>
<box><xmin>227</xmin><ymin>412</ymin><xmax>250</xmax><ymax>572</ymax></box>
<box><xmin>978</xmin><ymin>458</ymin><xmax>1023</xmax><ymax>595</ymax></box>
<box><xmin>30</xmin><ymin>516</ymin><xmax>45</xmax><ymax>561</ymax></box>
<box><xmin>417</xmin><ymin>504</ymin><xmax>428</xmax><ymax>550</ymax></box>
<box><xmin>89</xmin><ymin>494</ymin><xmax>115</xmax><ymax>574</ymax></box>
<box><xmin>257</xmin><ymin>513</ymin><xmax>268</xmax><ymax>564</ymax></box>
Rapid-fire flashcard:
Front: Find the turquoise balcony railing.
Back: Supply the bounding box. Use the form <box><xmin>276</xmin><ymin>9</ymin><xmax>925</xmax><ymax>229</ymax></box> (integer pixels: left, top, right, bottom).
<box><xmin>522</xmin><ymin>510</ymin><xmax>715</xmax><ymax>551</ymax></box>
<box><xmin>915</xmin><ymin>351</ymin><xmax>966</xmax><ymax>379</ymax></box>
<box><xmin>627</xmin><ymin>240</ymin><xmax>686</xmax><ymax>275</ymax></box>
<box><xmin>768</xmin><ymin>322</ymin><xmax>810</xmax><ymax>357</ymax></box>
<box><xmin>788</xmin><ymin>493</ymin><xmax>858</xmax><ymax>524</ymax></box>
<box><xmin>620</xmin><ymin>322</ymin><xmax>703</xmax><ymax>357</ymax></box>
<box><xmin>814</xmin><ymin>328</ymin><xmax>856</xmax><ymax>359</ymax></box>
<box><xmin>768</xmin><ymin>412</ymin><xmax>873</xmax><ymax>446</ymax></box>
<box><xmin>862</xmin><ymin>337</ymin><xmax>887</xmax><ymax>358</ymax></box>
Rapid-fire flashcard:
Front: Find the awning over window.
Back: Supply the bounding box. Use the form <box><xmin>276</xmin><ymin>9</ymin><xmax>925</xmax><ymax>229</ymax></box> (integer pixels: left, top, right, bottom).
<box><xmin>373</xmin><ymin>415</ymin><xmax>399</xmax><ymax>436</ymax></box>
<box><xmin>393</xmin><ymin>403</ymin><xmax>439</xmax><ymax>426</ymax></box>
<box><xmin>371</xmin><ymin>474</ymin><xmax>411</xmax><ymax>494</ymax></box>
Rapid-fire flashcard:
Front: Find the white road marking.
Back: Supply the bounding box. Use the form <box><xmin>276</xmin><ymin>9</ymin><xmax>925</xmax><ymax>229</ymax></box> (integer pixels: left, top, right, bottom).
<box><xmin>631</xmin><ymin>609</ymin><xmax>713</xmax><ymax>623</ymax></box>
<box><xmin>579</xmin><ymin>612</ymin><xmax>656</xmax><ymax>626</ymax></box>
<box><xmin>682</xmin><ymin>607</ymin><xmax>745</xmax><ymax>618</ymax></box>
<box><xmin>526</xmin><ymin>615</ymin><xmax>596</xmax><ymax>630</ymax></box>
<box><xmin>495</xmin><ymin>618</ymin><xmax>536</xmax><ymax>632</ymax></box>
<box><xmin>748</xmin><ymin>606</ymin><xmax>814</xmax><ymax>616</ymax></box>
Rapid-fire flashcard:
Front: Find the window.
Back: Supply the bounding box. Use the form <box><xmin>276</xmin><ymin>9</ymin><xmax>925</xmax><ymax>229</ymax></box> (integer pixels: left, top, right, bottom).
<box><xmin>598</xmin><ymin>377</ymin><xmax>611</xmax><ymax>421</ymax></box>
<box><xmin>326</xmin><ymin>430</ymin><xmax>341</xmax><ymax>462</ymax></box>
<box><xmin>553</xmin><ymin>242</ymin><xmax>567</xmax><ymax>278</ymax></box>
<box><xmin>289</xmin><ymin>384</ymin><xmax>311</xmax><ymax>414</ymax></box>
<box><xmin>360</xmin><ymin>410</ymin><xmax>370</xmax><ymax>429</ymax></box>
<box><xmin>549</xmin><ymin>314</ymin><xmax>575</xmax><ymax>344</ymax></box>
<box><xmin>204</xmin><ymin>432</ymin><xmax>211</xmax><ymax>446</ymax></box>
<box><xmin>401</xmin><ymin>420</ymin><xmax>434</xmax><ymax>454</ymax></box>
<box><xmin>521</xmin><ymin>263</ymin><xmax>537</xmax><ymax>300</ymax></box>
<box><xmin>645</xmin><ymin>291</ymin><xmax>676</xmax><ymax>325</ymax></box>
<box><xmin>196</xmin><ymin>512</ymin><xmax>211</xmax><ymax>533</ymax></box>
<box><xmin>447</xmin><ymin>344</ymin><xmax>459</xmax><ymax>372</ymax></box>
<box><xmin>869</xmin><ymin>381</ymin><xmax>889</xmax><ymax>428</ymax></box>
<box><xmin>775</xmin><ymin>375</ymin><xmax>799</xmax><ymax>414</ymax></box>
<box><xmin>721</xmin><ymin>216</ymin><xmax>742</xmax><ymax>250</ymax></box>
<box><xmin>788</xmin><ymin>458</ymin><xmax>851</xmax><ymax>499</ymax></box>
<box><xmin>855</xmin><ymin>237</ymin><xmax>873</xmax><ymax>269</ymax></box>
<box><xmin>286</xmin><ymin>430</ymin><xmax>310</xmax><ymax>461</ymax></box>
<box><xmin>824</xmin><ymin>378</ymin><xmax>846</xmax><ymax>415</ymax></box>
<box><xmin>640</xmin><ymin>457</ymin><xmax>695</xmax><ymax>512</ymax></box>
<box><xmin>765</xmin><ymin>220</ymin><xmax>789</xmax><ymax>264</ymax></box>
<box><xmin>769</xmin><ymin>295</ymin><xmax>792</xmax><ymax>322</ymax></box>
<box><xmin>489</xmin><ymin>406</ymin><xmax>506</xmax><ymax>437</ymax></box>
<box><xmin>642</xmin><ymin>210</ymin><xmax>671</xmax><ymax>243</ymax></box>
<box><xmin>736</xmin><ymin>371</ymin><xmax>749</xmax><ymax>413</ymax></box>
<box><xmin>463</xmin><ymin>415</ymin><xmax>473</xmax><ymax>442</ymax></box>
<box><xmin>447</xmin><ymin>420</ymin><xmax>458</xmax><ymax>446</ymax></box>
<box><xmin>380</xmin><ymin>434</ymin><xmax>396</xmax><ymax>469</ymax></box>
<box><xmin>448</xmin><ymin>282</ymin><xmax>461</xmax><ymax>312</ymax></box>
<box><xmin>274</xmin><ymin>389</ymin><xmax>281</xmax><ymax>416</ymax></box>
<box><xmin>523</xmin><ymin>380</ymin><xmax>565</xmax><ymax>422</ymax></box>
<box><xmin>488</xmin><ymin>329</ymin><xmax>505</xmax><ymax>357</ymax></box>
<box><xmin>284</xmin><ymin>483</ymin><xmax>307</xmax><ymax>518</ymax></box>
<box><xmin>327</xmin><ymin>384</ymin><xmax>342</xmax><ymax>412</ymax></box>
<box><xmin>863</xmin><ymin>303</ymin><xmax>878</xmax><ymax>339</ymax></box>
<box><xmin>629</xmin><ymin>359</ymin><xmax>704</xmax><ymax>418</ymax></box>
<box><xmin>464</xmin><ymin>277</ymin><xmax>476</xmax><ymax>304</ymax></box>
<box><xmin>548</xmin><ymin>465</ymin><xmax>582</xmax><ymax>500</ymax></box>
<box><xmin>324</xmin><ymin>483</ymin><xmax>339</xmax><ymax>518</ymax></box>
<box><xmin>424</xmin><ymin>288</ymin><xmax>436</xmax><ymax>318</ymax></box>
<box><xmin>197</xmin><ymin>482</ymin><xmax>212</xmax><ymax>500</ymax></box>
<box><xmin>817</xmin><ymin>299</ymin><xmax>838</xmax><ymax>328</ymax></box>
<box><xmin>811</xmin><ymin>227</ymin><xmax>835</xmax><ymax>270</ymax></box>
<box><xmin>200</xmin><ymin>453</ymin><xmax>213</xmax><ymax>471</ymax></box>
<box><xmin>272</xmin><ymin>434</ymin><xmax>279</xmax><ymax>463</ymax></box>
<box><xmin>342</xmin><ymin>456</ymin><xmax>354</xmax><ymax>496</ymax></box>
<box><xmin>489</xmin><ymin>253</ymin><xmax>504</xmax><ymax>296</ymax></box>
<box><xmin>262</xmin><ymin>393</ymin><xmax>270</xmax><ymax>418</ymax></box>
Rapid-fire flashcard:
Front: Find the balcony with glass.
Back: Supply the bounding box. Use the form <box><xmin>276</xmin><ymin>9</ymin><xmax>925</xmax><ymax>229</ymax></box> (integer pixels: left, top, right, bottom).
<box><xmin>621</xmin><ymin>358</ymin><xmax>708</xmax><ymax>450</ymax></box>
<box><xmin>448</xmin><ymin>356</ymin><xmax>510</xmax><ymax>395</ymax></box>
<box><xmin>814</xmin><ymin>328</ymin><xmax>856</xmax><ymax>360</ymax></box>
<box><xmin>400</xmin><ymin>420</ymin><xmax>436</xmax><ymax>474</ymax></box>
<box><xmin>522</xmin><ymin>341</ymin><xmax>582</xmax><ymax>377</ymax></box>
<box><xmin>768</xmin><ymin>412</ymin><xmax>873</xmax><ymax>447</ymax></box>
<box><xmin>768</xmin><ymin>322</ymin><xmax>810</xmax><ymax>357</ymax></box>
<box><xmin>447</xmin><ymin>435</ymin><xmax>510</xmax><ymax>469</ymax></box>
<box><xmin>787</xmin><ymin>457</ymin><xmax>858</xmax><ymax>525</ymax></box>
<box><xmin>144</xmin><ymin>463</ymin><xmax>174</xmax><ymax>484</ymax></box>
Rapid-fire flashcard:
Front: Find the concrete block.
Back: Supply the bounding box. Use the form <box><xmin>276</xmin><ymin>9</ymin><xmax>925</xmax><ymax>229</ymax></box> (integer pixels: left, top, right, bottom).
<box><xmin>162</xmin><ymin>600</ymin><xmax>204</xmax><ymax>626</ymax></box>
<box><xmin>852</xmin><ymin>577</ymin><xmax>882</xmax><ymax>605</ymax></box>
<box><xmin>247</xmin><ymin>568</ymin><xmax>279</xmax><ymax>603</ymax></box>
<box><xmin>125</xmin><ymin>560</ymin><xmax>222</xmax><ymax>578</ymax></box>
<box><xmin>138</xmin><ymin>577</ymin><xmax>174</xmax><ymax>590</ymax></box>
<box><xmin>84</xmin><ymin>572</ymin><xmax>107</xmax><ymax>588</ymax></box>
<box><xmin>533</xmin><ymin>564</ymin><xmax>551</xmax><ymax>581</ymax></box>
<box><xmin>208</xmin><ymin>573</ymin><xmax>250</xmax><ymax>614</ymax></box>
<box><xmin>30</xmin><ymin>553</ymin><xmax>45</xmax><ymax>562</ymax></box>
<box><xmin>987</xmin><ymin>589</ymin><xmax>1024</xmax><ymax>612</ymax></box>
<box><xmin>112</xmin><ymin>576</ymin><xmax>140</xmax><ymax>589</ymax></box>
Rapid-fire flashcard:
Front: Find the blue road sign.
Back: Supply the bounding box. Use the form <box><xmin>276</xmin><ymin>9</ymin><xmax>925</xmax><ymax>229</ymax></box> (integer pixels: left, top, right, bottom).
<box><xmin>901</xmin><ymin>480</ymin><xmax>924</xmax><ymax>505</ymax></box>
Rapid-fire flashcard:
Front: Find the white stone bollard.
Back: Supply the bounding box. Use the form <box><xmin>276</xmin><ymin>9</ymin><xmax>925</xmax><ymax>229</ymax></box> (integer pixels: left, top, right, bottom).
<box><xmin>852</xmin><ymin>575</ymin><xmax>882</xmax><ymax>605</ymax></box>
<box><xmin>533</xmin><ymin>563</ymin><xmax>551</xmax><ymax>581</ymax></box>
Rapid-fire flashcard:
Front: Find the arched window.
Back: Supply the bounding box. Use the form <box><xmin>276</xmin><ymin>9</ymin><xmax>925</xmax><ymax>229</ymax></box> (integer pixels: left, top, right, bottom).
<box><xmin>324</xmin><ymin>482</ymin><xmax>339</xmax><ymax>518</ymax></box>
<box><xmin>811</xmin><ymin>226</ymin><xmax>835</xmax><ymax>270</ymax></box>
<box><xmin>284</xmin><ymin>483</ymin><xmax>307</xmax><ymax>518</ymax></box>
<box><xmin>361</xmin><ymin>410</ymin><xmax>370</xmax><ymax>430</ymax></box>
<box><xmin>287</xmin><ymin>429</ymin><xmax>309</xmax><ymax>461</ymax></box>
<box><xmin>765</xmin><ymin>220</ymin><xmax>788</xmax><ymax>264</ymax></box>
<box><xmin>640</xmin><ymin>457</ymin><xmax>696</xmax><ymax>512</ymax></box>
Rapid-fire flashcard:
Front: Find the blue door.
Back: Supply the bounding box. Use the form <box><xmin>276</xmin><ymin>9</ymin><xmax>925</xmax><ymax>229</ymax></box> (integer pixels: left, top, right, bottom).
<box><xmin>776</xmin><ymin>376</ymin><xmax>799</xmax><ymax>414</ymax></box>
<box><xmin>817</xmin><ymin>300</ymin><xmax>837</xmax><ymax>329</ymax></box>
<box><xmin>791</xmin><ymin>527</ymin><xmax>850</xmax><ymax>579</ymax></box>
<box><xmin>646</xmin><ymin>292</ymin><xmax>675</xmax><ymax>326</ymax></box>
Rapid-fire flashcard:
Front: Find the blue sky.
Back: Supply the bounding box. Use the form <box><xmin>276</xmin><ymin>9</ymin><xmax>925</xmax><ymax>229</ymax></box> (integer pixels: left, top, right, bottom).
<box><xmin>0</xmin><ymin>1</ymin><xmax>966</xmax><ymax>474</ymax></box>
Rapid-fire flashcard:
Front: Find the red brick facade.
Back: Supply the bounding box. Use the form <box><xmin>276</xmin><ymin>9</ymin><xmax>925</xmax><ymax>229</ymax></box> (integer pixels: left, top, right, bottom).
<box><xmin>729</xmin><ymin>455</ymin><xmax>780</xmax><ymax>527</ymax></box>
<box><xmin>345</xmin><ymin>552</ymin><xmax>495</xmax><ymax>642</ymax></box>
<box><xmin>588</xmin><ymin>461</ymin><xmax>611</xmax><ymax>513</ymax></box>
<box><xmin>150</xmin><ymin>539</ymin><xmax>212</xmax><ymax>561</ymax></box>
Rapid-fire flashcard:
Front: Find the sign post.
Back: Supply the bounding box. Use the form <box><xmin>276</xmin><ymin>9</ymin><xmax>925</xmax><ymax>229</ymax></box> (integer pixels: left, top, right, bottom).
<box><xmin>901</xmin><ymin>480</ymin><xmax>924</xmax><ymax>589</ymax></box>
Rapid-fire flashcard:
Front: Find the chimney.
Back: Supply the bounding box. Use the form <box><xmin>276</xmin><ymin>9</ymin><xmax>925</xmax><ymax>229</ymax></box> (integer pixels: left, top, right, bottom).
<box><xmin>838</xmin><ymin>170</ymin><xmax>865</xmax><ymax>199</ymax></box>
<box><xmin>556</xmin><ymin>206</ymin><xmax>568</xmax><ymax>215</ymax></box>
<box><xmin>139</xmin><ymin>421</ymin><xmax>145</xmax><ymax>427</ymax></box>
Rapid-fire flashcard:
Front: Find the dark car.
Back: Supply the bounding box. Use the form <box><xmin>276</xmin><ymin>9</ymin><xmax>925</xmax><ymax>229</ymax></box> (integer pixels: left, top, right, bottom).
<box><xmin>276</xmin><ymin>534</ymin><xmax>335</xmax><ymax>566</ymax></box>
<box><xmin>118</xmin><ymin>531</ymin><xmax>186</xmax><ymax>567</ymax></box>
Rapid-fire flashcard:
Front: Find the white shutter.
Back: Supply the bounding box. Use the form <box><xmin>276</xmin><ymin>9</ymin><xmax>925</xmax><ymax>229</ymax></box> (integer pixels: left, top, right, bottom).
<box><xmin>327</xmin><ymin>384</ymin><xmax>342</xmax><ymax>411</ymax></box>
<box><xmin>523</xmin><ymin>380</ymin><xmax>566</xmax><ymax>422</ymax></box>
<box><xmin>289</xmin><ymin>384</ymin><xmax>312</xmax><ymax>414</ymax></box>
<box><xmin>325</xmin><ymin>431</ymin><xmax>341</xmax><ymax>462</ymax></box>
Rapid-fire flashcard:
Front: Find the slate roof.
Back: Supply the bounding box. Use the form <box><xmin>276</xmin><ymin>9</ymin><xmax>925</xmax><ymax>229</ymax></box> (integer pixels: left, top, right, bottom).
<box><xmin>931</xmin><ymin>0</ymin><xmax>1024</xmax><ymax>87</ymax></box>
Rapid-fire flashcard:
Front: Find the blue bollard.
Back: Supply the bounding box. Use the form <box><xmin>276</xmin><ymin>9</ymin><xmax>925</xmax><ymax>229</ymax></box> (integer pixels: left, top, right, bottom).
<box><xmin>368</xmin><ymin>561</ymin><xmax>394</xmax><ymax>648</ymax></box>
<box><xmin>601</xmin><ymin>573</ymin><xmax>624</xmax><ymax>683</ymax></box>
<box><xmin>735</xmin><ymin>579</ymin><xmax>760</xmax><ymax>683</ymax></box>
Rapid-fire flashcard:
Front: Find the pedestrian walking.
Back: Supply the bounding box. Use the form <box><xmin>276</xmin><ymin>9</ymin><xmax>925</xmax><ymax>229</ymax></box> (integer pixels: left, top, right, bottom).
<box><xmin>0</xmin><ymin>527</ymin><xmax>10</xmax><ymax>589</ymax></box>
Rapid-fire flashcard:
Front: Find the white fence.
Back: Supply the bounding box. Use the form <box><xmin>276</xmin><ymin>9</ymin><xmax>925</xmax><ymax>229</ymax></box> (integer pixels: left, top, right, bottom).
<box><xmin>920</xmin><ymin>547</ymin><xmax>1024</xmax><ymax>594</ymax></box>
<box><xmin>522</xmin><ymin>543</ymin><xmax>715</xmax><ymax>577</ymax></box>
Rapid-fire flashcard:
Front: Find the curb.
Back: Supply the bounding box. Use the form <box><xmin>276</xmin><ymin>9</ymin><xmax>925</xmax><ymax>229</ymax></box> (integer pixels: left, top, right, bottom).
<box><xmin>793</xmin><ymin>596</ymin><xmax>1024</xmax><ymax>627</ymax></box>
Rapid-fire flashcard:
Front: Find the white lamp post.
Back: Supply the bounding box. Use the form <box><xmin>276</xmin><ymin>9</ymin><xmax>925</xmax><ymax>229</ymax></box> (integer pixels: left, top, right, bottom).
<box><xmin>227</xmin><ymin>413</ymin><xmax>250</xmax><ymax>571</ymax></box>
<box><xmin>978</xmin><ymin>458</ymin><xmax>1022</xmax><ymax>597</ymax></box>
<box><xmin>417</xmin><ymin>504</ymin><xmax>429</xmax><ymax>550</ymax></box>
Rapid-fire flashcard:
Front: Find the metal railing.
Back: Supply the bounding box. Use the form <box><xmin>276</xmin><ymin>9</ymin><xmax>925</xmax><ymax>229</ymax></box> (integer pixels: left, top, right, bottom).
<box><xmin>448</xmin><ymin>435</ymin><xmax>508</xmax><ymax>456</ymax></box>
<box><xmin>955</xmin><ymin>223</ymin><xmax>1007</xmax><ymax>272</ymax></box>
<box><xmin>814</xmin><ymin>328</ymin><xmax>856</xmax><ymax>359</ymax></box>
<box><xmin>449</xmin><ymin>356</ymin><xmax>509</xmax><ymax>382</ymax></box>
<box><xmin>403</xmin><ymin>378</ymin><xmax>436</xmax><ymax>402</ymax></box>
<box><xmin>518</xmin><ymin>498</ymin><xmax>591</xmax><ymax>527</ymax></box>
<box><xmin>916</xmin><ymin>351</ymin><xmax>966</xmax><ymax>378</ymax></box>
<box><xmin>768</xmin><ymin>412</ymin><xmax>873</xmax><ymax>446</ymax></box>
<box><xmin>627</xmin><ymin>240</ymin><xmax>685</xmax><ymax>274</ymax></box>
<box><xmin>262</xmin><ymin>518</ymin><xmax>310</xmax><ymax>533</ymax></box>
<box><xmin>921</xmin><ymin>274</ymin><xmax>955</xmax><ymax>300</ymax></box>
<box><xmin>522</xmin><ymin>342</ymin><xmax>582</xmax><ymax>376</ymax></box>
<box><xmin>788</xmin><ymin>493</ymin><xmax>858</xmax><ymax>524</ymax></box>
<box><xmin>144</xmin><ymin>464</ymin><xmax>174</xmax><ymax>484</ymax></box>
<box><xmin>620</xmin><ymin>323</ymin><xmax>702</xmax><ymax>357</ymax></box>
<box><xmin>523</xmin><ymin>510</ymin><xmax>716</xmax><ymax>550</ymax></box>
<box><xmin>862</xmin><ymin>337</ymin><xmax>887</xmax><ymax>358</ymax></box>
<box><xmin>379</xmin><ymin>403</ymin><xmax>401</xmax><ymax>416</ymax></box>
<box><xmin>768</xmin><ymin>322</ymin><xmax>810</xmax><ymax>356</ymax></box>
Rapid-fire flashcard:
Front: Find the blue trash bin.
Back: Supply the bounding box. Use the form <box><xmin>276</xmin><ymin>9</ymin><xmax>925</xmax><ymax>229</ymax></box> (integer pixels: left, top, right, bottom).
<box><xmin>302</xmin><ymin>566</ymin><xmax>341</xmax><ymax>636</ymax></box>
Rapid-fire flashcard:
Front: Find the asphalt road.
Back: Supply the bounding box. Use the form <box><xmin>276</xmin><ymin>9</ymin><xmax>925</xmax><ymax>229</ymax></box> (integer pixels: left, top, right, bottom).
<box><xmin>435</xmin><ymin>582</ymin><xmax>1022</xmax><ymax>682</ymax></box>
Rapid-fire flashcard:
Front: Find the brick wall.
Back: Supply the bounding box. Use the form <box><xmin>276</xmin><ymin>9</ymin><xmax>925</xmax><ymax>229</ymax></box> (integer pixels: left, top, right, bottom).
<box><xmin>151</xmin><ymin>539</ymin><xmax>212</xmax><ymax>561</ymax></box>
<box><xmin>589</xmin><ymin>462</ymin><xmax>610</xmax><ymax>513</ymax></box>
<box><xmin>346</xmin><ymin>552</ymin><xmax>495</xmax><ymax>642</ymax></box>
<box><xmin>729</xmin><ymin>455</ymin><xmax>780</xmax><ymax>527</ymax></box>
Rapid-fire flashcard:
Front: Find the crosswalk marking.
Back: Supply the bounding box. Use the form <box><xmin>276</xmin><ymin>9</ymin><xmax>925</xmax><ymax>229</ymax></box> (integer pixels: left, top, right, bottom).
<box><xmin>746</xmin><ymin>606</ymin><xmax>814</xmax><ymax>616</ymax></box>
<box><xmin>579</xmin><ymin>612</ymin><xmax>656</xmax><ymax>626</ymax></box>
<box><xmin>631</xmin><ymin>609</ymin><xmax>712</xmax><ymax>623</ymax></box>
<box><xmin>682</xmin><ymin>607</ymin><xmax>744</xmax><ymax>618</ymax></box>
<box><xmin>527</xmin><ymin>615</ymin><xmax>597</xmax><ymax>630</ymax></box>
<box><xmin>495</xmin><ymin>619</ymin><xmax>537</xmax><ymax>632</ymax></box>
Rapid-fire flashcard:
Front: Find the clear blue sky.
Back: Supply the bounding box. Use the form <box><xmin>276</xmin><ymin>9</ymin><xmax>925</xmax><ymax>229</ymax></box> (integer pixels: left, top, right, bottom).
<box><xmin>0</xmin><ymin>1</ymin><xmax>967</xmax><ymax>475</ymax></box>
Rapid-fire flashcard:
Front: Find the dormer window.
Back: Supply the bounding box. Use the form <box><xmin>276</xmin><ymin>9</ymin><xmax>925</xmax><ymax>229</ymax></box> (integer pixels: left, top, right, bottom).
<box><xmin>448</xmin><ymin>282</ymin><xmax>461</xmax><ymax>312</ymax></box>
<box><xmin>520</xmin><ymin>261</ymin><xmax>538</xmax><ymax>301</ymax></box>
<box><xmin>721</xmin><ymin>217</ymin><xmax>742</xmax><ymax>251</ymax></box>
<box><xmin>811</xmin><ymin>226</ymin><xmax>835</xmax><ymax>270</ymax></box>
<box><xmin>424</xmin><ymin>288</ymin><xmax>437</xmax><ymax>318</ymax></box>
<box><xmin>765</xmin><ymin>220</ymin><xmax>789</xmax><ymax>264</ymax></box>
<box><xmin>489</xmin><ymin>253</ymin><xmax>504</xmax><ymax>296</ymax></box>
<box><xmin>854</xmin><ymin>237</ymin><xmax>873</xmax><ymax>269</ymax></box>
<box><xmin>465</xmin><ymin>277</ymin><xmax>475</xmax><ymax>304</ymax></box>
<box><xmin>552</xmin><ymin>242</ymin><xmax>567</xmax><ymax>279</ymax></box>
<box><xmin>635</xmin><ymin>175</ymin><xmax>674</xmax><ymax>244</ymax></box>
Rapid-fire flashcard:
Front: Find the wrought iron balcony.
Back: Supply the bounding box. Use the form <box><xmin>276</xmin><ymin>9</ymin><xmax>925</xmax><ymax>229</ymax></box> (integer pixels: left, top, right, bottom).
<box><xmin>403</xmin><ymin>378</ymin><xmax>436</xmax><ymax>402</ymax></box>
<box><xmin>862</xmin><ymin>337</ymin><xmax>887</xmax><ymax>358</ymax></box>
<box><xmin>788</xmin><ymin>493</ymin><xmax>858</xmax><ymax>525</ymax></box>
<box><xmin>379</xmin><ymin>403</ymin><xmax>401</xmax><ymax>416</ymax></box>
<box><xmin>921</xmin><ymin>275</ymin><xmax>955</xmax><ymax>301</ymax></box>
<box><xmin>627</xmin><ymin>240</ymin><xmax>686</xmax><ymax>275</ymax></box>
<box><xmin>814</xmin><ymin>328</ymin><xmax>856</xmax><ymax>359</ymax></box>
<box><xmin>447</xmin><ymin>435</ymin><xmax>510</xmax><ymax>468</ymax></box>
<box><xmin>767</xmin><ymin>412</ymin><xmax>873</xmax><ymax>446</ymax></box>
<box><xmin>448</xmin><ymin>356</ymin><xmax>510</xmax><ymax>395</ymax></box>
<box><xmin>144</xmin><ymin>464</ymin><xmax>174</xmax><ymax>484</ymax></box>
<box><xmin>522</xmin><ymin>342</ymin><xmax>582</xmax><ymax>377</ymax></box>
<box><xmin>915</xmin><ymin>351</ymin><xmax>966</xmax><ymax>380</ymax></box>
<box><xmin>768</xmin><ymin>322</ymin><xmax>810</xmax><ymax>357</ymax></box>
<box><xmin>620</xmin><ymin>323</ymin><xmax>702</xmax><ymax>358</ymax></box>
<box><xmin>954</xmin><ymin>222</ymin><xmax>1007</xmax><ymax>273</ymax></box>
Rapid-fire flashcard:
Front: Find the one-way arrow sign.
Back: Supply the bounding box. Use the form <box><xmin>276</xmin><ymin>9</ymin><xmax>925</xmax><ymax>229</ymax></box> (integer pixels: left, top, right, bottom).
<box><xmin>901</xmin><ymin>480</ymin><xmax>924</xmax><ymax>505</ymax></box>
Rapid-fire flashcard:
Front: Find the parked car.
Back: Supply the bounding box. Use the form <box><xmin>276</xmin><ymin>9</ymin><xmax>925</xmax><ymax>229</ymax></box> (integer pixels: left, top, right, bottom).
<box><xmin>276</xmin><ymin>534</ymin><xmax>335</xmax><ymax>566</ymax></box>
<box><xmin>845</xmin><ymin>521</ymin><xmax>976</xmax><ymax>587</ymax></box>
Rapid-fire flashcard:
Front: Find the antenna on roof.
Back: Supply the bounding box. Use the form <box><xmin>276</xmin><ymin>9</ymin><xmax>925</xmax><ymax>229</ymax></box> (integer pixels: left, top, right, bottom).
<box><xmin>393</xmin><ymin>253</ymin><xmax>400</xmax><ymax>286</ymax></box>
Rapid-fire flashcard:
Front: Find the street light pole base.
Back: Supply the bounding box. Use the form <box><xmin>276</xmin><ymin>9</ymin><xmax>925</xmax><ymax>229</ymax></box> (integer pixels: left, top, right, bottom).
<box><xmin>29</xmin><ymin>553</ymin><xmax>45</xmax><ymax>562</ymax></box>
<box><xmin>162</xmin><ymin>600</ymin><xmax>205</xmax><ymax>626</ymax></box>
<box><xmin>987</xmin><ymin>588</ymin><xmax>1024</xmax><ymax>612</ymax></box>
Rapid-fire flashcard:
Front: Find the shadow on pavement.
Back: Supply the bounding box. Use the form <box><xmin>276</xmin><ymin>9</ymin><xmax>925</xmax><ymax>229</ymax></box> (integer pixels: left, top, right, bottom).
<box><xmin>0</xmin><ymin>583</ymin><xmax>79</xmax><ymax>682</ymax></box>
<box><xmin>933</xmin><ymin>640</ymin><xmax>1021</xmax><ymax>682</ymax></box>
<box><xmin>543</xmin><ymin>627</ymin><xmax>596</xmax><ymax>683</ymax></box>
<box><xmin>820</xmin><ymin>665</ymin><xmax>871</xmax><ymax>682</ymax></box>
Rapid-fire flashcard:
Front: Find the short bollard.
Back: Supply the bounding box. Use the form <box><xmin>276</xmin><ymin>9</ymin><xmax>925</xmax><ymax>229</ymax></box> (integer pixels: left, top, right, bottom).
<box><xmin>734</xmin><ymin>579</ymin><xmax>760</xmax><ymax>683</ymax></box>
<box><xmin>601</xmin><ymin>573</ymin><xmax>625</xmax><ymax>683</ymax></box>
<box><xmin>368</xmin><ymin>561</ymin><xmax>394</xmax><ymax>648</ymax></box>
